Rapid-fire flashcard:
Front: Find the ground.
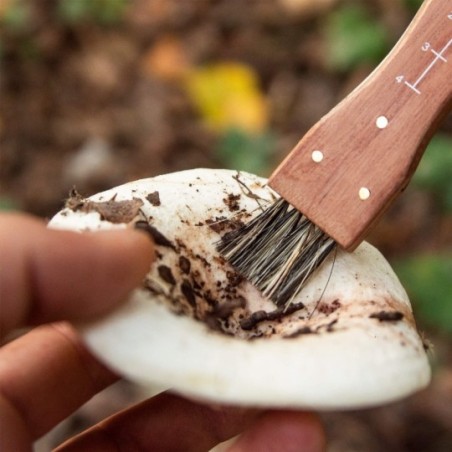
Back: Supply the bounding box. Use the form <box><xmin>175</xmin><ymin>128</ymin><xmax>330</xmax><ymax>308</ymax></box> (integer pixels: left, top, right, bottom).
<box><xmin>1</xmin><ymin>0</ymin><xmax>451</xmax><ymax>450</ymax></box>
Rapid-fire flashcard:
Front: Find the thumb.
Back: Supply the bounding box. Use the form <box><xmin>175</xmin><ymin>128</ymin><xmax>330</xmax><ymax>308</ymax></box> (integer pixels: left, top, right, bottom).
<box><xmin>0</xmin><ymin>213</ymin><xmax>154</xmax><ymax>337</ymax></box>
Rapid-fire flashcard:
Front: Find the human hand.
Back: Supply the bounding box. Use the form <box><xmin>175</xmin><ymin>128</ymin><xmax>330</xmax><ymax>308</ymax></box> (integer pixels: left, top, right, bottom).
<box><xmin>0</xmin><ymin>213</ymin><xmax>325</xmax><ymax>451</ymax></box>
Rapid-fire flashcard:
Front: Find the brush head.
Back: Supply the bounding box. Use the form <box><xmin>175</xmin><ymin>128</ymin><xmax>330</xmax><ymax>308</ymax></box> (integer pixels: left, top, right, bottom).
<box><xmin>217</xmin><ymin>198</ymin><xmax>337</xmax><ymax>306</ymax></box>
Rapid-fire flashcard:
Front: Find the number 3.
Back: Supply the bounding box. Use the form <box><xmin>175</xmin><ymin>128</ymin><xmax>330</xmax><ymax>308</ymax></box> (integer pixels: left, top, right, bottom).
<box><xmin>422</xmin><ymin>42</ymin><xmax>431</xmax><ymax>51</ymax></box>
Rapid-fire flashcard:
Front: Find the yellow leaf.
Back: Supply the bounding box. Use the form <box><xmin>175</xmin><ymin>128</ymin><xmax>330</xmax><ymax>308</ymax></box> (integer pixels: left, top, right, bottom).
<box><xmin>185</xmin><ymin>62</ymin><xmax>268</xmax><ymax>134</ymax></box>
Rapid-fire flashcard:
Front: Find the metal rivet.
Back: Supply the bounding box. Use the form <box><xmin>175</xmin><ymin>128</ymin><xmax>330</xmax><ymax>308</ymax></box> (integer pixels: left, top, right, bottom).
<box><xmin>359</xmin><ymin>187</ymin><xmax>371</xmax><ymax>200</ymax></box>
<box><xmin>311</xmin><ymin>150</ymin><xmax>324</xmax><ymax>163</ymax></box>
<box><xmin>376</xmin><ymin>116</ymin><xmax>389</xmax><ymax>129</ymax></box>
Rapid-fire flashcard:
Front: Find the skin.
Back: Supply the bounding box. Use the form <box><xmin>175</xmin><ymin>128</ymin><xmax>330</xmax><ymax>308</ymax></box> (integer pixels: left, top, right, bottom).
<box><xmin>0</xmin><ymin>213</ymin><xmax>326</xmax><ymax>451</ymax></box>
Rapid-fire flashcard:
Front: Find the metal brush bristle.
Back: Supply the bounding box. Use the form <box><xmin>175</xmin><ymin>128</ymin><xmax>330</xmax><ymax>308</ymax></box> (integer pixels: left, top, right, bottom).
<box><xmin>217</xmin><ymin>198</ymin><xmax>337</xmax><ymax>306</ymax></box>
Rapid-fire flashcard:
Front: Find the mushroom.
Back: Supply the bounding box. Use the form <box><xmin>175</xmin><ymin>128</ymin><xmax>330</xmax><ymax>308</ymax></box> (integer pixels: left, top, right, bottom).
<box><xmin>49</xmin><ymin>169</ymin><xmax>430</xmax><ymax>409</ymax></box>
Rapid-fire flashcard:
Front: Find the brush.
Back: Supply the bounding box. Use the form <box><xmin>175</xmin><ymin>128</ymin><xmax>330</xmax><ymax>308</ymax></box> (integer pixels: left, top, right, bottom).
<box><xmin>218</xmin><ymin>0</ymin><xmax>452</xmax><ymax>306</ymax></box>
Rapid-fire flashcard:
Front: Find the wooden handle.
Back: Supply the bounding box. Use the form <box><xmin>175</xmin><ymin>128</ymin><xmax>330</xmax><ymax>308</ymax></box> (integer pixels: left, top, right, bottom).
<box><xmin>269</xmin><ymin>0</ymin><xmax>452</xmax><ymax>250</ymax></box>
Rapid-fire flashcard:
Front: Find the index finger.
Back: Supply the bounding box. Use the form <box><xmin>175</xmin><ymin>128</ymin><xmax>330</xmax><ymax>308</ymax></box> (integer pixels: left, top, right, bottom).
<box><xmin>0</xmin><ymin>213</ymin><xmax>154</xmax><ymax>337</ymax></box>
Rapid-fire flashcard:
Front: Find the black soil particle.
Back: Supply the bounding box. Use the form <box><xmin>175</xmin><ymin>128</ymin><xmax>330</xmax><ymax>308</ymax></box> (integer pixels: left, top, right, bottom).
<box><xmin>158</xmin><ymin>265</ymin><xmax>176</xmax><ymax>285</ymax></box>
<box><xmin>285</xmin><ymin>318</ymin><xmax>338</xmax><ymax>338</ymax></box>
<box><xmin>134</xmin><ymin>221</ymin><xmax>175</xmax><ymax>249</ymax></box>
<box><xmin>179</xmin><ymin>256</ymin><xmax>191</xmax><ymax>274</ymax></box>
<box><xmin>223</xmin><ymin>193</ymin><xmax>241</xmax><ymax>212</ymax></box>
<box><xmin>92</xmin><ymin>198</ymin><xmax>144</xmax><ymax>223</ymax></box>
<box><xmin>226</xmin><ymin>271</ymin><xmax>243</xmax><ymax>287</ymax></box>
<box><xmin>181</xmin><ymin>279</ymin><xmax>196</xmax><ymax>306</ymax></box>
<box><xmin>318</xmin><ymin>299</ymin><xmax>341</xmax><ymax>315</ymax></box>
<box><xmin>195</xmin><ymin>253</ymin><xmax>211</xmax><ymax>268</ymax></box>
<box><xmin>240</xmin><ymin>301</ymin><xmax>305</xmax><ymax>330</ymax></box>
<box><xmin>325</xmin><ymin>318</ymin><xmax>338</xmax><ymax>332</ymax></box>
<box><xmin>146</xmin><ymin>191</ymin><xmax>161</xmax><ymax>206</ymax></box>
<box><xmin>206</xmin><ymin>216</ymin><xmax>245</xmax><ymax>234</ymax></box>
<box><xmin>66</xmin><ymin>191</ymin><xmax>144</xmax><ymax>224</ymax></box>
<box><xmin>285</xmin><ymin>326</ymin><xmax>314</xmax><ymax>338</ymax></box>
<box><xmin>240</xmin><ymin>311</ymin><xmax>268</xmax><ymax>330</ymax></box>
<box><xmin>211</xmin><ymin>296</ymin><xmax>246</xmax><ymax>320</ymax></box>
<box><xmin>370</xmin><ymin>311</ymin><xmax>404</xmax><ymax>322</ymax></box>
<box><xmin>201</xmin><ymin>290</ymin><xmax>217</xmax><ymax>307</ymax></box>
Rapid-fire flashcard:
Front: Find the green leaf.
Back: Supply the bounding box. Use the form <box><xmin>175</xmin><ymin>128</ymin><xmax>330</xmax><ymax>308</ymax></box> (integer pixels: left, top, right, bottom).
<box><xmin>216</xmin><ymin>128</ymin><xmax>274</xmax><ymax>176</ymax></box>
<box><xmin>395</xmin><ymin>255</ymin><xmax>452</xmax><ymax>335</ymax></box>
<box><xmin>0</xmin><ymin>197</ymin><xmax>17</xmax><ymax>211</ymax></box>
<box><xmin>404</xmin><ymin>0</ymin><xmax>423</xmax><ymax>12</ymax></box>
<box><xmin>326</xmin><ymin>4</ymin><xmax>389</xmax><ymax>72</ymax></box>
<box><xmin>57</xmin><ymin>0</ymin><xmax>127</xmax><ymax>25</ymax></box>
<box><xmin>413</xmin><ymin>134</ymin><xmax>452</xmax><ymax>212</ymax></box>
<box><xmin>91</xmin><ymin>0</ymin><xmax>127</xmax><ymax>25</ymax></box>
<box><xmin>57</xmin><ymin>0</ymin><xmax>91</xmax><ymax>23</ymax></box>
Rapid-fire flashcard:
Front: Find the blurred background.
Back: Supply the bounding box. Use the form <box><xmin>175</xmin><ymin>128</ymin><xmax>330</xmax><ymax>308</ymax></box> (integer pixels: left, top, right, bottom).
<box><xmin>0</xmin><ymin>0</ymin><xmax>451</xmax><ymax>450</ymax></box>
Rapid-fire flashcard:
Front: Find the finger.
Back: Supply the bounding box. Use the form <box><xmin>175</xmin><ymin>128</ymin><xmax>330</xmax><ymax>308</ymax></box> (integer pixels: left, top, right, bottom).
<box><xmin>0</xmin><ymin>213</ymin><xmax>154</xmax><ymax>336</ymax></box>
<box><xmin>55</xmin><ymin>392</ymin><xmax>259</xmax><ymax>451</ymax></box>
<box><xmin>0</xmin><ymin>322</ymin><xmax>118</xmax><ymax>443</ymax></box>
<box><xmin>227</xmin><ymin>411</ymin><xmax>326</xmax><ymax>452</ymax></box>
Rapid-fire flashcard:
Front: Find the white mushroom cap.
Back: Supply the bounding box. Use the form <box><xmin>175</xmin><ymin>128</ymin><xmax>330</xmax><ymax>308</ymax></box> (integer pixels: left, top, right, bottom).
<box><xmin>49</xmin><ymin>169</ymin><xmax>430</xmax><ymax>410</ymax></box>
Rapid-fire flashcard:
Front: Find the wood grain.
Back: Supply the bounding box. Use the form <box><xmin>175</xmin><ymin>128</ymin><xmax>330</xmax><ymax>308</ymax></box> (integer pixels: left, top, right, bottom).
<box><xmin>269</xmin><ymin>0</ymin><xmax>452</xmax><ymax>250</ymax></box>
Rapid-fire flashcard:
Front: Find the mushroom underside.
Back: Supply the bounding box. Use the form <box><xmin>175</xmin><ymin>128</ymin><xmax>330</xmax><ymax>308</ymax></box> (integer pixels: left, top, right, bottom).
<box><xmin>49</xmin><ymin>169</ymin><xmax>431</xmax><ymax>409</ymax></box>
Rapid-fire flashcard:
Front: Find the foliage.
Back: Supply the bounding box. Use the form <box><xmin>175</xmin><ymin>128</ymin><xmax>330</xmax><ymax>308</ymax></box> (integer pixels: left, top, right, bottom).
<box><xmin>325</xmin><ymin>4</ymin><xmax>389</xmax><ymax>72</ymax></box>
<box><xmin>57</xmin><ymin>0</ymin><xmax>128</xmax><ymax>25</ymax></box>
<box><xmin>395</xmin><ymin>255</ymin><xmax>452</xmax><ymax>336</ymax></box>
<box><xmin>217</xmin><ymin>129</ymin><xmax>274</xmax><ymax>176</ymax></box>
<box><xmin>404</xmin><ymin>0</ymin><xmax>423</xmax><ymax>12</ymax></box>
<box><xmin>0</xmin><ymin>0</ymin><xmax>128</xmax><ymax>29</ymax></box>
<box><xmin>413</xmin><ymin>134</ymin><xmax>452</xmax><ymax>212</ymax></box>
<box><xmin>0</xmin><ymin>197</ymin><xmax>17</xmax><ymax>211</ymax></box>
<box><xmin>392</xmin><ymin>135</ymin><xmax>451</xmax><ymax>335</ymax></box>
